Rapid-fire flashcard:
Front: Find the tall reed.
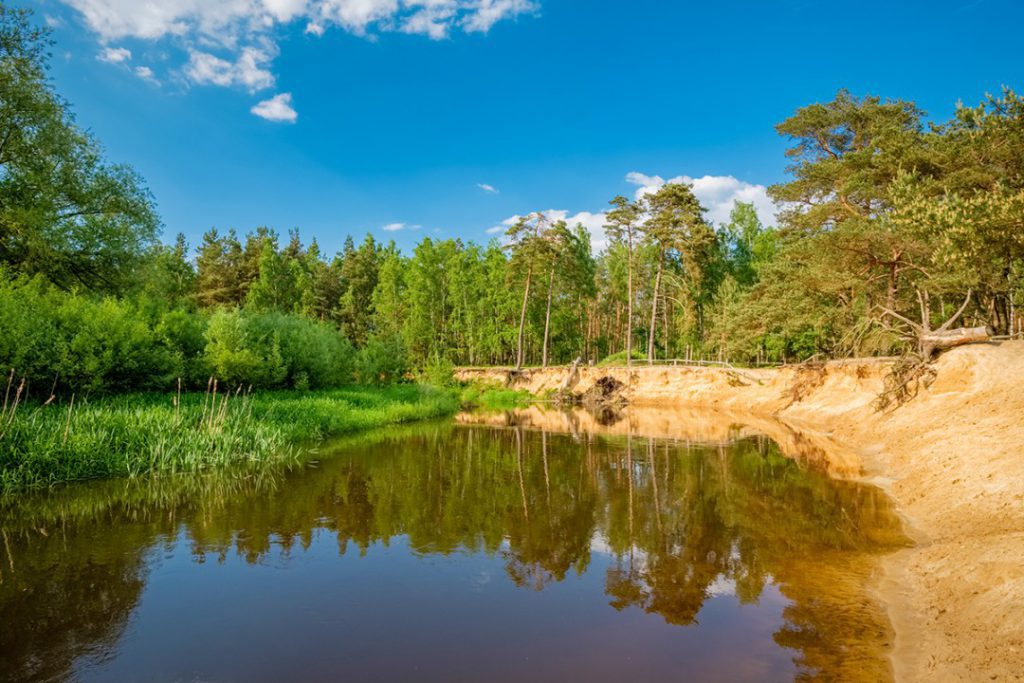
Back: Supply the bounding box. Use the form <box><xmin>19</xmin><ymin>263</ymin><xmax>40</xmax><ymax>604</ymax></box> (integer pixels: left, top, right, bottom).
<box><xmin>0</xmin><ymin>380</ymin><xmax>459</xmax><ymax>493</ymax></box>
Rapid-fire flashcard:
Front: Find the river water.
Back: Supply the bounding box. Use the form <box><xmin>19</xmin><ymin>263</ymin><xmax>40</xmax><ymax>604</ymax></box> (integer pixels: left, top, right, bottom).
<box><xmin>0</xmin><ymin>411</ymin><xmax>906</xmax><ymax>682</ymax></box>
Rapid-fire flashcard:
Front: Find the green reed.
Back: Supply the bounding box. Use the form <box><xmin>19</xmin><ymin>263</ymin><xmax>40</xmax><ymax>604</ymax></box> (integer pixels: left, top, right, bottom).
<box><xmin>0</xmin><ymin>382</ymin><xmax>460</xmax><ymax>493</ymax></box>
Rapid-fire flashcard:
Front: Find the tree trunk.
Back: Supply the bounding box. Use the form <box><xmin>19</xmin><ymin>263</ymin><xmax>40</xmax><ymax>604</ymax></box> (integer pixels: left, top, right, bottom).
<box><xmin>647</xmin><ymin>250</ymin><xmax>664</xmax><ymax>365</ymax></box>
<box><xmin>626</xmin><ymin>236</ymin><xmax>633</xmax><ymax>368</ymax></box>
<box><xmin>542</xmin><ymin>264</ymin><xmax>555</xmax><ymax>367</ymax></box>
<box><xmin>516</xmin><ymin>264</ymin><xmax>533</xmax><ymax>370</ymax></box>
<box><xmin>920</xmin><ymin>326</ymin><xmax>990</xmax><ymax>356</ymax></box>
<box><xmin>886</xmin><ymin>254</ymin><xmax>900</xmax><ymax>313</ymax></box>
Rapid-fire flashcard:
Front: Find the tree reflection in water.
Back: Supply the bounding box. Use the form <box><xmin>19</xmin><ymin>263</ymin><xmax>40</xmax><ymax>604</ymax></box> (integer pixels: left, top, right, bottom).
<box><xmin>0</xmin><ymin>418</ymin><xmax>906</xmax><ymax>683</ymax></box>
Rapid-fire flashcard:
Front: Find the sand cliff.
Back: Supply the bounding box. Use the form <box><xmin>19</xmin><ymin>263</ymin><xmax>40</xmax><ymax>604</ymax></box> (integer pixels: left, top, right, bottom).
<box><xmin>456</xmin><ymin>341</ymin><xmax>1024</xmax><ymax>682</ymax></box>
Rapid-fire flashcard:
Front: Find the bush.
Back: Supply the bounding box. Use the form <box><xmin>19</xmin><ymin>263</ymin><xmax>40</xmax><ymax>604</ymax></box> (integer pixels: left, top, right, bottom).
<box><xmin>203</xmin><ymin>310</ymin><xmax>355</xmax><ymax>390</ymax></box>
<box><xmin>245</xmin><ymin>311</ymin><xmax>354</xmax><ymax>389</ymax></box>
<box><xmin>418</xmin><ymin>353</ymin><xmax>455</xmax><ymax>387</ymax></box>
<box><xmin>355</xmin><ymin>334</ymin><xmax>410</xmax><ymax>385</ymax></box>
<box><xmin>0</xmin><ymin>274</ymin><xmax>181</xmax><ymax>394</ymax></box>
<box><xmin>155</xmin><ymin>308</ymin><xmax>210</xmax><ymax>386</ymax></box>
<box><xmin>0</xmin><ymin>275</ymin><xmax>365</xmax><ymax>394</ymax></box>
<box><xmin>203</xmin><ymin>310</ymin><xmax>286</xmax><ymax>388</ymax></box>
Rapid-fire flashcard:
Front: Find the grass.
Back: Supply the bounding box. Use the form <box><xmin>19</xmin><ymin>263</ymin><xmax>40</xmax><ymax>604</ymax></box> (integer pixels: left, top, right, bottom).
<box><xmin>459</xmin><ymin>383</ymin><xmax>534</xmax><ymax>410</ymax></box>
<box><xmin>0</xmin><ymin>383</ymin><xmax>460</xmax><ymax>493</ymax></box>
<box><xmin>596</xmin><ymin>350</ymin><xmax>647</xmax><ymax>367</ymax></box>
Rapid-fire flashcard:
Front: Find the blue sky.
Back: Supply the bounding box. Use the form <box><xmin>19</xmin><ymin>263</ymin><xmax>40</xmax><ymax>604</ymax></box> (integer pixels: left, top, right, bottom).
<box><xmin>35</xmin><ymin>0</ymin><xmax>1024</xmax><ymax>254</ymax></box>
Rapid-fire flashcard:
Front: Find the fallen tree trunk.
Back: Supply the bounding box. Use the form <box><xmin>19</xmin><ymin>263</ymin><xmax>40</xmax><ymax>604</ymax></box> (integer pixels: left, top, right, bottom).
<box><xmin>921</xmin><ymin>326</ymin><xmax>990</xmax><ymax>353</ymax></box>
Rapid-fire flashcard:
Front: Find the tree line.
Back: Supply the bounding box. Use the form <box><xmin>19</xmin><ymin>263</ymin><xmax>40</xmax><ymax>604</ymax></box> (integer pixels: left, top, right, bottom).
<box><xmin>2</xmin><ymin>6</ymin><xmax>1023</xmax><ymax>394</ymax></box>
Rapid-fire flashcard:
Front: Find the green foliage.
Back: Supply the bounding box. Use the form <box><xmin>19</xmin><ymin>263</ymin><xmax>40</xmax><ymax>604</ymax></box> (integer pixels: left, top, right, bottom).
<box><xmin>418</xmin><ymin>353</ymin><xmax>456</xmax><ymax>387</ymax></box>
<box><xmin>0</xmin><ymin>385</ymin><xmax>460</xmax><ymax>492</ymax></box>
<box><xmin>0</xmin><ymin>276</ymin><xmax>358</xmax><ymax>394</ymax></box>
<box><xmin>459</xmin><ymin>383</ymin><xmax>533</xmax><ymax>409</ymax></box>
<box><xmin>203</xmin><ymin>309</ymin><xmax>286</xmax><ymax>388</ymax></box>
<box><xmin>0</xmin><ymin>273</ymin><xmax>182</xmax><ymax>393</ymax></box>
<box><xmin>4</xmin><ymin>10</ymin><xmax>1022</xmax><ymax>381</ymax></box>
<box><xmin>354</xmin><ymin>334</ymin><xmax>410</xmax><ymax>385</ymax></box>
<box><xmin>597</xmin><ymin>350</ymin><xmax>646</xmax><ymax>367</ymax></box>
<box><xmin>0</xmin><ymin>6</ymin><xmax>159</xmax><ymax>293</ymax></box>
<box><xmin>204</xmin><ymin>310</ymin><xmax>354</xmax><ymax>389</ymax></box>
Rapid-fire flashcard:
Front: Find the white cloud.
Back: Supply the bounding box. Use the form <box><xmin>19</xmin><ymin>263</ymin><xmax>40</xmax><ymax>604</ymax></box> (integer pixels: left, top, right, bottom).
<box><xmin>477</xmin><ymin>183</ymin><xmax>499</xmax><ymax>194</ymax></box>
<box><xmin>489</xmin><ymin>209</ymin><xmax>609</xmax><ymax>249</ymax></box>
<box><xmin>381</xmin><ymin>222</ymin><xmax>421</xmax><ymax>231</ymax></box>
<box><xmin>401</xmin><ymin>4</ymin><xmax>457</xmax><ymax>39</ymax></box>
<box><xmin>185</xmin><ymin>45</ymin><xmax>276</xmax><ymax>91</ymax></box>
<box><xmin>487</xmin><ymin>171</ymin><xmax>774</xmax><ymax>253</ymax></box>
<box><xmin>62</xmin><ymin>0</ymin><xmax>538</xmax><ymax>105</ymax></box>
<box><xmin>97</xmin><ymin>45</ymin><xmax>131</xmax><ymax>63</ymax></box>
<box><xmin>134</xmin><ymin>65</ymin><xmax>159</xmax><ymax>83</ymax></box>
<box><xmin>462</xmin><ymin>0</ymin><xmax>538</xmax><ymax>33</ymax></box>
<box><xmin>250</xmin><ymin>92</ymin><xmax>298</xmax><ymax>122</ymax></box>
<box><xmin>625</xmin><ymin>172</ymin><xmax>776</xmax><ymax>228</ymax></box>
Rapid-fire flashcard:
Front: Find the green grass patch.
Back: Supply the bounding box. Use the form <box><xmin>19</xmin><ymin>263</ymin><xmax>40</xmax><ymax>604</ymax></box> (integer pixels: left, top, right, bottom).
<box><xmin>0</xmin><ymin>385</ymin><xmax>459</xmax><ymax>493</ymax></box>
<box><xmin>596</xmin><ymin>350</ymin><xmax>647</xmax><ymax>367</ymax></box>
<box><xmin>459</xmin><ymin>383</ymin><xmax>534</xmax><ymax>410</ymax></box>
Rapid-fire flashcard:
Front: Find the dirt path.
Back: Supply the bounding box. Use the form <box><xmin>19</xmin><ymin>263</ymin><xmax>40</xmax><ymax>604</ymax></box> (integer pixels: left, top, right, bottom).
<box><xmin>457</xmin><ymin>341</ymin><xmax>1024</xmax><ymax>682</ymax></box>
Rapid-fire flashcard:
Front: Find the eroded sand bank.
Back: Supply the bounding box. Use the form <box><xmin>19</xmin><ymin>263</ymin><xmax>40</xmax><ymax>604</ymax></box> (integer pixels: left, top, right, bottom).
<box><xmin>456</xmin><ymin>341</ymin><xmax>1024</xmax><ymax>682</ymax></box>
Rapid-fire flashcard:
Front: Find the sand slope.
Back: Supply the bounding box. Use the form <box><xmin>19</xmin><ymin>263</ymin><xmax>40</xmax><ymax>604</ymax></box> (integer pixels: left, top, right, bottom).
<box><xmin>456</xmin><ymin>341</ymin><xmax>1024</xmax><ymax>682</ymax></box>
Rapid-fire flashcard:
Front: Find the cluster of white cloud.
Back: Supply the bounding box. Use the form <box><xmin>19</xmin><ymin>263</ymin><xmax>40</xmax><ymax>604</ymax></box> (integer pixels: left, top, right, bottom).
<box><xmin>381</xmin><ymin>222</ymin><xmax>422</xmax><ymax>232</ymax></box>
<box><xmin>65</xmin><ymin>0</ymin><xmax>538</xmax><ymax>121</ymax></box>
<box><xmin>96</xmin><ymin>45</ymin><xmax>130</xmax><ymax>63</ymax></box>
<box><xmin>250</xmin><ymin>93</ymin><xmax>298</xmax><ymax>122</ymax></box>
<box><xmin>96</xmin><ymin>44</ymin><xmax>160</xmax><ymax>84</ymax></box>
<box><xmin>185</xmin><ymin>45</ymin><xmax>277</xmax><ymax>92</ymax></box>
<box><xmin>486</xmin><ymin>209</ymin><xmax>610</xmax><ymax>248</ymax></box>
<box><xmin>625</xmin><ymin>172</ymin><xmax>775</xmax><ymax>228</ymax></box>
<box><xmin>477</xmin><ymin>183</ymin><xmax>499</xmax><ymax>193</ymax></box>
<box><xmin>488</xmin><ymin>172</ymin><xmax>777</xmax><ymax>252</ymax></box>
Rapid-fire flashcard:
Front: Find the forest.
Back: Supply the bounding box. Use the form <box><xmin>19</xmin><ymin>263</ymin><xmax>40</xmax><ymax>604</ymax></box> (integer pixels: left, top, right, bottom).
<box><xmin>2</xmin><ymin>3</ymin><xmax>1024</xmax><ymax>399</ymax></box>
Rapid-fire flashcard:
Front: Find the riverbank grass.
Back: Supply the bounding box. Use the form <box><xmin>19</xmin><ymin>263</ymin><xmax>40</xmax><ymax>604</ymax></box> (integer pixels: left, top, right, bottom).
<box><xmin>0</xmin><ymin>385</ymin><xmax>459</xmax><ymax>493</ymax></box>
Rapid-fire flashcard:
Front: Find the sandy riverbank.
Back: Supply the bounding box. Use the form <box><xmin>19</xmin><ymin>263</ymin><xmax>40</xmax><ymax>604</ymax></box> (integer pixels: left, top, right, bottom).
<box><xmin>456</xmin><ymin>341</ymin><xmax>1024</xmax><ymax>682</ymax></box>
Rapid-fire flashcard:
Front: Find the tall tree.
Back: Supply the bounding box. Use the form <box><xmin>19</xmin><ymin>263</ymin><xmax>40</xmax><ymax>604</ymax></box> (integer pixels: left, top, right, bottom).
<box><xmin>769</xmin><ymin>91</ymin><xmax>931</xmax><ymax>314</ymax></box>
<box><xmin>604</xmin><ymin>196</ymin><xmax>641</xmax><ymax>365</ymax></box>
<box><xmin>639</xmin><ymin>184</ymin><xmax>713</xmax><ymax>363</ymax></box>
<box><xmin>194</xmin><ymin>228</ymin><xmax>244</xmax><ymax>307</ymax></box>
<box><xmin>506</xmin><ymin>212</ymin><xmax>550</xmax><ymax>369</ymax></box>
<box><xmin>540</xmin><ymin>220</ymin><xmax>573</xmax><ymax>367</ymax></box>
<box><xmin>0</xmin><ymin>6</ymin><xmax>159</xmax><ymax>292</ymax></box>
<box><xmin>338</xmin><ymin>234</ymin><xmax>381</xmax><ymax>345</ymax></box>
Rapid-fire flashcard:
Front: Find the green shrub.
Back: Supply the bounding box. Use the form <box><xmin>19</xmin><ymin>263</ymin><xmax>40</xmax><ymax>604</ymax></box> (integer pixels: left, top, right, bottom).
<box><xmin>0</xmin><ymin>274</ymin><xmax>181</xmax><ymax>394</ymax></box>
<box><xmin>355</xmin><ymin>334</ymin><xmax>410</xmax><ymax>385</ymax></box>
<box><xmin>203</xmin><ymin>310</ymin><xmax>355</xmax><ymax>390</ymax></box>
<box><xmin>155</xmin><ymin>308</ymin><xmax>210</xmax><ymax>385</ymax></box>
<box><xmin>246</xmin><ymin>312</ymin><xmax>354</xmax><ymax>388</ymax></box>
<box><xmin>203</xmin><ymin>310</ymin><xmax>287</xmax><ymax>388</ymax></box>
<box><xmin>418</xmin><ymin>353</ymin><xmax>456</xmax><ymax>387</ymax></box>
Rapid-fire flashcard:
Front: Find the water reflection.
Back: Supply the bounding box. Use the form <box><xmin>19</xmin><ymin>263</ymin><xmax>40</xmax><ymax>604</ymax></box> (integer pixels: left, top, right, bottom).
<box><xmin>0</xmin><ymin>418</ymin><xmax>906</xmax><ymax>683</ymax></box>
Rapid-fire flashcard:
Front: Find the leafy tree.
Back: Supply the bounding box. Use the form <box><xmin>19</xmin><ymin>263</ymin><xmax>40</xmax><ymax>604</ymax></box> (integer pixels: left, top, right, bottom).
<box><xmin>538</xmin><ymin>220</ymin><xmax>573</xmax><ymax>367</ymax></box>
<box><xmin>505</xmin><ymin>212</ymin><xmax>551</xmax><ymax>369</ymax></box>
<box><xmin>0</xmin><ymin>6</ymin><xmax>159</xmax><ymax>292</ymax></box>
<box><xmin>338</xmin><ymin>234</ymin><xmax>380</xmax><ymax>345</ymax></box>
<box><xmin>194</xmin><ymin>229</ymin><xmax>245</xmax><ymax>307</ymax></box>
<box><xmin>604</xmin><ymin>196</ymin><xmax>642</xmax><ymax>365</ymax></box>
<box><xmin>371</xmin><ymin>243</ymin><xmax>407</xmax><ymax>338</ymax></box>
<box><xmin>246</xmin><ymin>240</ymin><xmax>302</xmax><ymax>313</ymax></box>
<box><xmin>638</xmin><ymin>184</ymin><xmax>714</xmax><ymax>363</ymax></box>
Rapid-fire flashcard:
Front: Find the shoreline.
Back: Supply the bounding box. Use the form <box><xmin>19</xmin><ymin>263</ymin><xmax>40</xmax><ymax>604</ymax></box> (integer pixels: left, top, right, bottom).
<box><xmin>456</xmin><ymin>341</ymin><xmax>1024</xmax><ymax>682</ymax></box>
